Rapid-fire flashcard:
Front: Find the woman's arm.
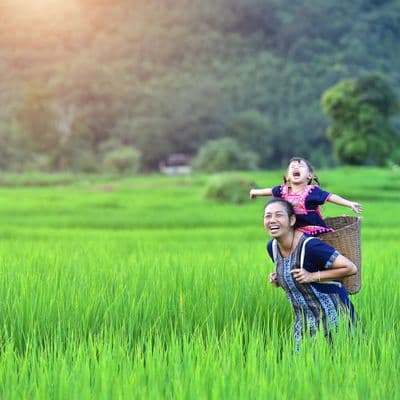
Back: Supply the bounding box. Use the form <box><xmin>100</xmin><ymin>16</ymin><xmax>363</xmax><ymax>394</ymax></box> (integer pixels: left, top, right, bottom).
<box><xmin>291</xmin><ymin>254</ymin><xmax>357</xmax><ymax>283</ymax></box>
<box><xmin>249</xmin><ymin>188</ymin><xmax>273</xmax><ymax>199</ymax></box>
<box><xmin>328</xmin><ymin>194</ymin><xmax>362</xmax><ymax>213</ymax></box>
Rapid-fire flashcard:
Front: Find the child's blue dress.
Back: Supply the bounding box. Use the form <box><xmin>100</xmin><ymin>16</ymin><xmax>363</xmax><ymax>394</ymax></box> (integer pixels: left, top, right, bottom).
<box><xmin>272</xmin><ymin>184</ymin><xmax>334</xmax><ymax>236</ymax></box>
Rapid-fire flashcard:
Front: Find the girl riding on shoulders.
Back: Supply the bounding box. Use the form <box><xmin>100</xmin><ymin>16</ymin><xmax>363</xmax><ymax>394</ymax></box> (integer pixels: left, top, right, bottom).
<box><xmin>250</xmin><ymin>157</ymin><xmax>362</xmax><ymax>236</ymax></box>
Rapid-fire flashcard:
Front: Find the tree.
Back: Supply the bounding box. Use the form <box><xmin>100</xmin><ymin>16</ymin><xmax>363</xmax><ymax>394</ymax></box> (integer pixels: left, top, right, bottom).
<box><xmin>226</xmin><ymin>109</ymin><xmax>273</xmax><ymax>167</ymax></box>
<box><xmin>321</xmin><ymin>73</ymin><xmax>399</xmax><ymax>165</ymax></box>
<box><xmin>1</xmin><ymin>0</ymin><xmax>400</xmax><ymax>171</ymax></box>
<box><xmin>15</xmin><ymin>80</ymin><xmax>58</xmax><ymax>153</ymax></box>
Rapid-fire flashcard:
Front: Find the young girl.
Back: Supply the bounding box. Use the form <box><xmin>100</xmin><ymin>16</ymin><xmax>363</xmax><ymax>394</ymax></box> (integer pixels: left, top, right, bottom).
<box><xmin>249</xmin><ymin>157</ymin><xmax>362</xmax><ymax>236</ymax></box>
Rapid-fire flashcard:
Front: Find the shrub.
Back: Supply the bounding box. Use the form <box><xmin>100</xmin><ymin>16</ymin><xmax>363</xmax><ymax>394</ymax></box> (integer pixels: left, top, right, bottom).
<box><xmin>204</xmin><ymin>173</ymin><xmax>256</xmax><ymax>204</ymax></box>
<box><xmin>22</xmin><ymin>154</ymin><xmax>53</xmax><ymax>172</ymax></box>
<box><xmin>76</xmin><ymin>151</ymin><xmax>99</xmax><ymax>173</ymax></box>
<box><xmin>193</xmin><ymin>137</ymin><xmax>259</xmax><ymax>172</ymax></box>
<box><xmin>103</xmin><ymin>146</ymin><xmax>141</xmax><ymax>175</ymax></box>
<box><xmin>388</xmin><ymin>145</ymin><xmax>400</xmax><ymax>167</ymax></box>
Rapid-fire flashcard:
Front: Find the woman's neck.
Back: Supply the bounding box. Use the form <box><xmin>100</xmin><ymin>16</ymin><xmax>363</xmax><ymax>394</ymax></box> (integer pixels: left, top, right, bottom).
<box><xmin>277</xmin><ymin>230</ymin><xmax>299</xmax><ymax>257</ymax></box>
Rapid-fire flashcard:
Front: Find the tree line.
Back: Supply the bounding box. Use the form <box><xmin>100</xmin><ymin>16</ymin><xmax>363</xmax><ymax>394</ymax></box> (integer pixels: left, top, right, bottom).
<box><xmin>0</xmin><ymin>0</ymin><xmax>399</xmax><ymax>173</ymax></box>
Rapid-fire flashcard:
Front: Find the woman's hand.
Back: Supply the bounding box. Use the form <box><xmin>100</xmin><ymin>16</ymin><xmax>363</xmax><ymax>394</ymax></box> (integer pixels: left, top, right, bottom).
<box><xmin>269</xmin><ymin>272</ymin><xmax>279</xmax><ymax>287</ymax></box>
<box><xmin>291</xmin><ymin>268</ymin><xmax>316</xmax><ymax>284</ymax></box>
<box><xmin>292</xmin><ymin>256</ymin><xmax>357</xmax><ymax>284</ymax></box>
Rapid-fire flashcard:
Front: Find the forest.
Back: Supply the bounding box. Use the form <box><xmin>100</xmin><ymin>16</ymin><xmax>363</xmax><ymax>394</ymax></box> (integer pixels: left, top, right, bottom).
<box><xmin>0</xmin><ymin>0</ymin><xmax>399</xmax><ymax>172</ymax></box>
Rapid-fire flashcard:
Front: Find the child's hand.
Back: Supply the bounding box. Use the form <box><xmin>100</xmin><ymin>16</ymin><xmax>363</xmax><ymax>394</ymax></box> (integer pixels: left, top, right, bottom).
<box><xmin>350</xmin><ymin>202</ymin><xmax>362</xmax><ymax>213</ymax></box>
<box><xmin>249</xmin><ymin>189</ymin><xmax>257</xmax><ymax>199</ymax></box>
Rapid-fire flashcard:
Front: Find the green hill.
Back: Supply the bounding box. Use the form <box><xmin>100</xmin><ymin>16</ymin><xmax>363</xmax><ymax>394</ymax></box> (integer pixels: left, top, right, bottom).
<box><xmin>0</xmin><ymin>0</ymin><xmax>399</xmax><ymax>170</ymax></box>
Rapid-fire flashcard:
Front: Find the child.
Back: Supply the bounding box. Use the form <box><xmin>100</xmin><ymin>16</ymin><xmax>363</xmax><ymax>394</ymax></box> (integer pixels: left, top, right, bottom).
<box><xmin>249</xmin><ymin>157</ymin><xmax>362</xmax><ymax>236</ymax></box>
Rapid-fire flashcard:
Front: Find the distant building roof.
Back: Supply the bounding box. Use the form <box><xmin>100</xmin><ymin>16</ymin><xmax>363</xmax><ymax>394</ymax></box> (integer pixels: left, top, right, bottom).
<box><xmin>166</xmin><ymin>153</ymin><xmax>191</xmax><ymax>166</ymax></box>
<box><xmin>160</xmin><ymin>153</ymin><xmax>192</xmax><ymax>175</ymax></box>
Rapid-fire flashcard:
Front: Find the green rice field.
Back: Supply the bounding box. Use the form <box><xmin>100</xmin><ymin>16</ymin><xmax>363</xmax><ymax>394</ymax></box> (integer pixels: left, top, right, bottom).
<box><xmin>0</xmin><ymin>167</ymin><xmax>399</xmax><ymax>399</ymax></box>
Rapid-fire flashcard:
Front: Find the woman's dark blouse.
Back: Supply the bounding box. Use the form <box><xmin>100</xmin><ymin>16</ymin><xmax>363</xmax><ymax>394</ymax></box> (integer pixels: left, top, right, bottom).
<box><xmin>267</xmin><ymin>237</ymin><xmax>350</xmax><ymax>299</ymax></box>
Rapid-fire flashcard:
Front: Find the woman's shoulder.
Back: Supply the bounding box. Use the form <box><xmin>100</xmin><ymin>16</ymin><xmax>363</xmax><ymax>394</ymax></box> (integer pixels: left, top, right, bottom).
<box><xmin>303</xmin><ymin>235</ymin><xmax>333</xmax><ymax>250</ymax></box>
<box><xmin>266</xmin><ymin>239</ymin><xmax>275</xmax><ymax>259</ymax></box>
<box><xmin>301</xmin><ymin>235</ymin><xmax>337</xmax><ymax>265</ymax></box>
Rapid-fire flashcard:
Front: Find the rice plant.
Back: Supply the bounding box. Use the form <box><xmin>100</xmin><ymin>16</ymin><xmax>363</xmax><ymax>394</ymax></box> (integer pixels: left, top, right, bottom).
<box><xmin>0</xmin><ymin>168</ymin><xmax>398</xmax><ymax>399</ymax></box>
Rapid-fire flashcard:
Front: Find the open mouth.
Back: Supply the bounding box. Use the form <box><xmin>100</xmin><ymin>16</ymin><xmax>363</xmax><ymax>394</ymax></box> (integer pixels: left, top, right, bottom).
<box><xmin>269</xmin><ymin>225</ymin><xmax>280</xmax><ymax>233</ymax></box>
<box><xmin>293</xmin><ymin>171</ymin><xmax>300</xmax><ymax>177</ymax></box>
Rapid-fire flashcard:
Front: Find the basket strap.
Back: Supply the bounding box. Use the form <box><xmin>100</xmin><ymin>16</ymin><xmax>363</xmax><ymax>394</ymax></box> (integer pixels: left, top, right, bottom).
<box><xmin>300</xmin><ymin>237</ymin><xmax>314</xmax><ymax>270</ymax></box>
<box><xmin>272</xmin><ymin>239</ymin><xmax>278</xmax><ymax>264</ymax></box>
<box><xmin>300</xmin><ymin>237</ymin><xmax>342</xmax><ymax>288</ymax></box>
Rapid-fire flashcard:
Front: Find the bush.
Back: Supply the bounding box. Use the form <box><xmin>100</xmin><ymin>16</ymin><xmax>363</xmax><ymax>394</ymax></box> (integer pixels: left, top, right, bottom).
<box><xmin>103</xmin><ymin>146</ymin><xmax>141</xmax><ymax>175</ymax></box>
<box><xmin>388</xmin><ymin>145</ymin><xmax>400</xmax><ymax>167</ymax></box>
<box><xmin>75</xmin><ymin>151</ymin><xmax>99</xmax><ymax>173</ymax></box>
<box><xmin>22</xmin><ymin>154</ymin><xmax>53</xmax><ymax>172</ymax></box>
<box><xmin>204</xmin><ymin>173</ymin><xmax>256</xmax><ymax>204</ymax></box>
<box><xmin>193</xmin><ymin>137</ymin><xmax>259</xmax><ymax>173</ymax></box>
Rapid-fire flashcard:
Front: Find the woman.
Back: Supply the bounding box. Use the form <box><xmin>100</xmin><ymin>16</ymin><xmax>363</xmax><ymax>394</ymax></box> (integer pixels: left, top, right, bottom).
<box><xmin>264</xmin><ymin>198</ymin><xmax>357</xmax><ymax>348</ymax></box>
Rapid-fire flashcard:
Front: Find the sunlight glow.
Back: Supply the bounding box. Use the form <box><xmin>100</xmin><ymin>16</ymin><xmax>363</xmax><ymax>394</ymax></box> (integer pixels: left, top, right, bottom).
<box><xmin>15</xmin><ymin>0</ymin><xmax>69</xmax><ymax>12</ymax></box>
<box><xmin>6</xmin><ymin>0</ymin><xmax>79</xmax><ymax>24</ymax></box>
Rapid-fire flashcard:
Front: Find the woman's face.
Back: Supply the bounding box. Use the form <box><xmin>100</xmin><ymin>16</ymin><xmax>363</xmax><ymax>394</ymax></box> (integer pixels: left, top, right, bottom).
<box><xmin>264</xmin><ymin>202</ymin><xmax>294</xmax><ymax>238</ymax></box>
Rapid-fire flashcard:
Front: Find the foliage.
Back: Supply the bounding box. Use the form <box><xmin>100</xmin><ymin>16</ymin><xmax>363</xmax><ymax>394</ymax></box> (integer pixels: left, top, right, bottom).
<box><xmin>103</xmin><ymin>146</ymin><xmax>141</xmax><ymax>175</ymax></box>
<box><xmin>74</xmin><ymin>150</ymin><xmax>99</xmax><ymax>173</ymax></box>
<box><xmin>226</xmin><ymin>110</ymin><xmax>274</xmax><ymax>168</ymax></box>
<box><xmin>15</xmin><ymin>80</ymin><xmax>59</xmax><ymax>153</ymax></box>
<box><xmin>322</xmin><ymin>73</ymin><xmax>399</xmax><ymax>165</ymax></box>
<box><xmin>388</xmin><ymin>146</ymin><xmax>400</xmax><ymax>166</ymax></box>
<box><xmin>0</xmin><ymin>0</ymin><xmax>400</xmax><ymax>170</ymax></box>
<box><xmin>0</xmin><ymin>122</ymin><xmax>29</xmax><ymax>171</ymax></box>
<box><xmin>194</xmin><ymin>137</ymin><xmax>259</xmax><ymax>172</ymax></box>
<box><xmin>204</xmin><ymin>173</ymin><xmax>256</xmax><ymax>204</ymax></box>
<box><xmin>0</xmin><ymin>172</ymin><xmax>77</xmax><ymax>187</ymax></box>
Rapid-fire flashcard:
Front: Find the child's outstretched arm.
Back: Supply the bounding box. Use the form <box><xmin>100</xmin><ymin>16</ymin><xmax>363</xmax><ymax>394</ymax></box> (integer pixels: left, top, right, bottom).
<box><xmin>327</xmin><ymin>194</ymin><xmax>362</xmax><ymax>213</ymax></box>
<box><xmin>249</xmin><ymin>188</ymin><xmax>273</xmax><ymax>199</ymax></box>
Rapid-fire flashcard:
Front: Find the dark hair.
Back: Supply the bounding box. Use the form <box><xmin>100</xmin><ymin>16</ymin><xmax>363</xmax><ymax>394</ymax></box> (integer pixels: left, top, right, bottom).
<box><xmin>284</xmin><ymin>156</ymin><xmax>320</xmax><ymax>186</ymax></box>
<box><xmin>264</xmin><ymin>198</ymin><xmax>296</xmax><ymax>219</ymax></box>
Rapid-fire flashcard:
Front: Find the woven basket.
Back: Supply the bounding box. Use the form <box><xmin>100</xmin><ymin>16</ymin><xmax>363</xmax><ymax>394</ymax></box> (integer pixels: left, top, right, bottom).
<box><xmin>318</xmin><ymin>216</ymin><xmax>362</xmax><ymax>295</ymax></box>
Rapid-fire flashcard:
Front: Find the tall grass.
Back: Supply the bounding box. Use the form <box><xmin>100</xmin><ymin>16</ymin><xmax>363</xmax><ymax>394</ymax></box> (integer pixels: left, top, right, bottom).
<box><xmin>0</xmin><ymin>168</ymin><xmax>398</xmax><ymax>398</ymax></box>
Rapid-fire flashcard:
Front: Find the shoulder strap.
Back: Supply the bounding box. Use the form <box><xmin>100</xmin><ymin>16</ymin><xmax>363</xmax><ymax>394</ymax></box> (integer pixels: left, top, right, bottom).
<box><xmin>272</xmin><ymin>239</ymin><xmax>278</xmax><ymax>263</ymax></box>
<box><xmin>300</xmin><ymin>236</ymin><xmax>342</xmax><ymax>287</ymax></box>
<box><xmin>299</xmin><ymin>237</ymin><xmax>314</xmax><ymax>270</ymax></box>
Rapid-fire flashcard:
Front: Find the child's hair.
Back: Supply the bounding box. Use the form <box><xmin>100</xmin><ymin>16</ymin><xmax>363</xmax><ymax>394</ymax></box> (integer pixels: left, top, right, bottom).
<box><xmin>283</xmin><ymin>156</ymin><xmax>320</xmax><ymax>186</ymax></box>
<box><xmin>264</xmin><ymin>198</ymin><xmax>296</xmax><ymax>219</ymax></box>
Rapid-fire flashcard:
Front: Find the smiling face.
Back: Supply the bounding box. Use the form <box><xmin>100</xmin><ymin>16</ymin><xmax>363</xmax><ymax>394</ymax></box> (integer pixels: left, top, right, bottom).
<box><xmin>286</xmin><ymin>159</ymin><xmax>313</xmax><ymax>185</ymax></box>
<box><xmin>263</xmin><ymin>201</ymin><xmax>296</xmax><ymax>238</ymax></box>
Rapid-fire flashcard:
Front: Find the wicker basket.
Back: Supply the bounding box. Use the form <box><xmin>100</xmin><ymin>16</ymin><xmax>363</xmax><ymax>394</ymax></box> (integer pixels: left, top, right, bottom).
<box><xmin>318</xmin><ymin>216</ymin><xmax>362</xmax><ymax>295</ymax></box>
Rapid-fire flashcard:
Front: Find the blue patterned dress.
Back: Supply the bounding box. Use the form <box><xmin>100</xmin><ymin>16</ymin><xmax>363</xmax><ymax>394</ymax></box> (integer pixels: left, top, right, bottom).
<box><xmin>267</xmin><ymin>234</ymin><xmax>354</xmax><ymax>347</ymax></box>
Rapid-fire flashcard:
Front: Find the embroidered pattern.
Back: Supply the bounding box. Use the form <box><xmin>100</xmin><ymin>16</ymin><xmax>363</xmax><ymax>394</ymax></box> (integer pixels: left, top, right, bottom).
<box><xmin>275</xmin><ymin>236</ymin><xmax>347</xmax><ymax>348</ymax></box>
<box><xmin>278</xmin><ymin>185</ymin><xmax>335</xmax><ymax>236</ymax></box>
